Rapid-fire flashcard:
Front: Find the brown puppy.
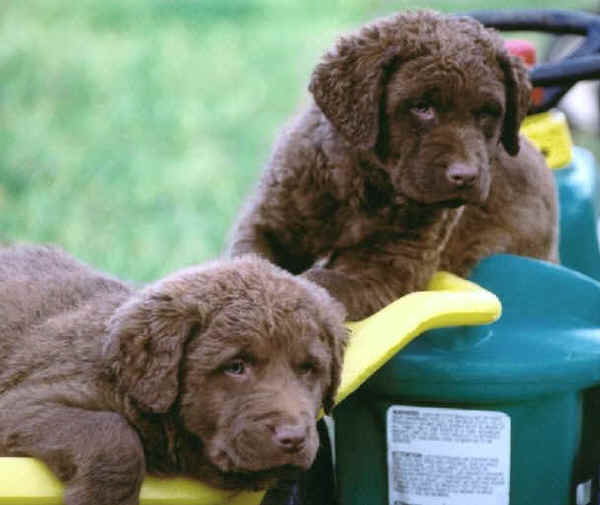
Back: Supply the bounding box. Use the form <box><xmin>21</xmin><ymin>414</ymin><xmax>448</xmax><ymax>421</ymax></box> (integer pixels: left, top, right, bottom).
<box><xmin>229</xmin><ymin>10</ymin><xmax>558</xmax><ymax>320</ymax></box>
<box><xmin>0</xmin><ymin>244</ymin><xmax>347</xmax><ymax>505</ymax></box>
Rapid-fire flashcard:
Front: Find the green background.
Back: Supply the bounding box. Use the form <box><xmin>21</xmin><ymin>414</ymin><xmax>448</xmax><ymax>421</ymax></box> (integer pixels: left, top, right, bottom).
<box><xmin>2</xmin><ymin>0</ymin><xmax>596</xmax><ymax>282</ymax></box>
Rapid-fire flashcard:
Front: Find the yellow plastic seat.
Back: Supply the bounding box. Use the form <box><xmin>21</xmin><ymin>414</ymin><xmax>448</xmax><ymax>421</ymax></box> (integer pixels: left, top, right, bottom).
<box><xmin>0</xmin><ymin>272</ymin><xmax>500</xmax><ymax>505</ymax></box>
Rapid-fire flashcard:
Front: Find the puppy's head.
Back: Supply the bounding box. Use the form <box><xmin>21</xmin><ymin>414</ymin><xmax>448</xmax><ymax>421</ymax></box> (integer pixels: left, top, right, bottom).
<box><xmin>309</xmin><ymin>10</ymin><xmax>531</xmax><ymax>206</ymax></box>
<box><xmin>106</xmin><ymin>256</ymin><xmax>347</xmax><ymax>485</ymax></box>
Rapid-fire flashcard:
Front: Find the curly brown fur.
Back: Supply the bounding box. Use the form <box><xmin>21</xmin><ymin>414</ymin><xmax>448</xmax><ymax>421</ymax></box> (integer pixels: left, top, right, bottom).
<box><xmin>0</xmin><ymin>244</ymin><xmax>347</xmax><ymax>505</ymax></box>
<box><xmin>229</xmin><ymin>10</ymin><xmax>558</xmax><ymax>320</ymax></box>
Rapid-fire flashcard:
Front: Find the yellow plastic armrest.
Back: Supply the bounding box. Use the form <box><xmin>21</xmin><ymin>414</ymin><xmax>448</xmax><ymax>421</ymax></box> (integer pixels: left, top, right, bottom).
<box><xmin>0</xmin><ymin>457</ymin><xmax>266</xmax><ymax>505</ymax></box>
<box><xmin>0</xmin><ymin>272</ymin><xmax>499</xmax><ymax>504</ymax></box>
<box><xmin>334</xmin><ymin>271</ymin><xmax>501</xmax><ymax>405</ymax></box>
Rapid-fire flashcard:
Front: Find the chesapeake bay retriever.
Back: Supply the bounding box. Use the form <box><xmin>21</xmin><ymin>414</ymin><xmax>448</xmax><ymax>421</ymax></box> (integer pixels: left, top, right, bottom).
<box><xmin>0</xmin><ymin>244</ymin><xmax>347</xmax><ymax>505</ymax></box>
<box><xmin>229</xmin><ymin>10</ymin><xmax>559</xmax><ymax>320</ymax></box>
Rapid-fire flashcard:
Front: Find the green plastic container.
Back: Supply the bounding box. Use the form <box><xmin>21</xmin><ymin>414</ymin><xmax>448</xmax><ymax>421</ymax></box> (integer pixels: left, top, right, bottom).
<box><xmin>555</xmin><ymin>147</ymin><xmax>600</xmax><ymax>282</ymax></box>
<box><xmin>334</xmin><ymin>148</ymin><xmax>600</xmax><ymax>505</ymax></box>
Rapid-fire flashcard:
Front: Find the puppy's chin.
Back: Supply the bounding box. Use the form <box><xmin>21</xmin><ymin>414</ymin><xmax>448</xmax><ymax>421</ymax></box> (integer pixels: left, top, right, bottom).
<box><xmin>212</xmin><ymin>464</ymin><xmax>304</xmax><ymax>492</ymax></box>
<box><xmin>457</xmin><ymin>191</ymin><xmax>489</xmax><ymax>207</ymax></box>
<box><xmin>437</xmin><ymin>198</ymin><xmax>466</xmax><ymax>209</ymax></box>
<box><xmin>210</xmin><ymin>466</ymin><xmax>301</xmax><ymax>492</ymax></box>
<box><xmin>405</xmin><ymin>195</ymin><xmax>466</xmax><ymax>210</ymax></box>
<box><xmin>208</xmin><ymin>440</ymin><xmax>317</xmax><ymax>474</ymax></box>
<box><xmin>415</xmin><ymin>186</ymin><xmax>489</xmax><ymax>208</ymax></box>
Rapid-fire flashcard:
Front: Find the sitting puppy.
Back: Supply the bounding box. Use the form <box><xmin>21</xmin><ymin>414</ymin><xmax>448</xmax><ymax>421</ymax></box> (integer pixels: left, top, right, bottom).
<box><xmin>0</xmin><ymin>244</ymin><xmax>347</xmax><ymax>505</ymax></box>
<box><xmin>229</xmin><ymin>10</ymin><xmax>558</xmax><ymax>320</ymax></box>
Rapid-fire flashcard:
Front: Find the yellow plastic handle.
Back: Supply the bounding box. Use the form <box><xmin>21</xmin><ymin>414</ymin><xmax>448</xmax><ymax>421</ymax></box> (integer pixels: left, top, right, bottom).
<box><xmin>0</xmin><ymin>271</ymin><xmax>500</xmax><ymax>505</ymax></box>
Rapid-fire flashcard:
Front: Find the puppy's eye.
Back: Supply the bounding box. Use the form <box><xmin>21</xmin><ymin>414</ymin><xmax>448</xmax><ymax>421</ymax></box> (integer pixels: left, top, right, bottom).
<box><xmin>473</xmin><ymin>104</ymin><xmax>502</xmax><ymax>121</ymax></box>
<box><xmin>298</xmin><ymin>361</ymin><xmax>318</xmax><ymax>376</ymax></box>
<box><xmin>408</xmin><ymin>100</ymin><xmax>436</xmax><ymax>122</ymax></box>
<box><xmin>223</xmin><ymin>359</ymin><xmax>247</xmax><ymax>376</ymax></box>
<box><xmin>473</xmin><ymin>104</ymin><xmax>502</xmax><ymax>138</ymax></box>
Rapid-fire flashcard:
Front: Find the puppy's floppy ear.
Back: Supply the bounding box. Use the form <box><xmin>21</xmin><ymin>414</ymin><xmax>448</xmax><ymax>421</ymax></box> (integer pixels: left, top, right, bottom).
<box><xmin>322</xmin><ymin>319</ymin><xmax>348</xmax><ymax>414</ymax></box>
<box><xmin>309</xmin><ymin>24</ymin><xmax>399</xmax><ymax>151</ymax></box>
<box><xmin>310</xmin><ymin>294</ymin><xmax>349</xmax><ymax>414</ymax></box>
<box><xmin>106</xmin><ymin>277</ymin><xmax>207</xmax><ymax>413</ymax></box>
<box><xmin>497</xmin><ymin>51</ymin><xmax>532</xmax><ymax>156</ymax></box>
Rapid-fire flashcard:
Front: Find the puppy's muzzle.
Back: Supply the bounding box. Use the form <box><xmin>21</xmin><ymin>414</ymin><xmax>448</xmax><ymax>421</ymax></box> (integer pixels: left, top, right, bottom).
<box><xmin>446</xmin><ymin>162</ymin><xmax>479</xmax><ymax>188</ymax></box>
<box><xmin>268</xmin><ymin>422</ymin><xmax>308</xmax><ymax>454</ymax></box>
<box><xmin>443</xmin><ymin>161</ymin><xmax>490</xmax><ymax>204</ymax></box>
<box><xmin>212</xmin><ymin>414</ymin><xmax>318</xmax><ymax>473</ymax></box>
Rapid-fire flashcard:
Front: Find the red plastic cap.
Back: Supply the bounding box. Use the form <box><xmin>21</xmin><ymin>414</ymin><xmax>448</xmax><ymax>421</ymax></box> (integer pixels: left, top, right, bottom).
<box><xmin>504</xmin><ymin>39</ymin><xmax>543</xmax><ymax>107</ymax></box>
<box><xmin>504</xmin><ymin>39</ymin><xmax>537</xmax><ymax>67</ymax></box>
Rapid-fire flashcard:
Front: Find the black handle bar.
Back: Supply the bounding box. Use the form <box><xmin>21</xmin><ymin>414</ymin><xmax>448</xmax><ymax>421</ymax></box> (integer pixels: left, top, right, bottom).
<box><xmin>468</xmin><ymin>9</ymin><xmax>600</xmax><ymax>113</ymax></box>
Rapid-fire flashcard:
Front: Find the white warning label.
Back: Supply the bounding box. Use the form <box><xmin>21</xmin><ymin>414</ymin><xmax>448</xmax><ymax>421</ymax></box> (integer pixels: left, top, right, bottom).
<box><xmin>386</xmin><ymin>405</ymin><xmax>510</xmax><ymax>505</ymax></box>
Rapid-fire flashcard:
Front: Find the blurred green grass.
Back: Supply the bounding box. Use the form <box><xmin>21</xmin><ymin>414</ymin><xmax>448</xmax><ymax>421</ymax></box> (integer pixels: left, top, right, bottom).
<box><xmin>1</xmin><ymin>0</ymin><xmax>597</xmax><ymax>281</ymax></box>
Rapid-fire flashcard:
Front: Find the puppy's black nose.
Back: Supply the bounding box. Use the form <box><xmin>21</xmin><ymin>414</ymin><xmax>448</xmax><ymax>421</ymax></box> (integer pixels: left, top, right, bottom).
<box><xmin>446</xmin><ymin>162</ymin><xmax>478</xmax><ymax>187</ymax></box>
<box><xmin>273</xmin><ymin>425</ymin><xmax>306</xmax><ymax>453</ymax></box>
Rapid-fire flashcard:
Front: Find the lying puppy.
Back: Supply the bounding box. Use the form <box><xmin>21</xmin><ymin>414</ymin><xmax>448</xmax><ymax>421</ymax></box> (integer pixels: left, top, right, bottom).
<box><xmin>0</xmin><ymin>244</ymin><xmax>347</xmax><ymax>505</ymax></box>
<box><xmin>229</xmin><ymin>10</ymin><xmax>558</xmax><ymax>320</ymax></box>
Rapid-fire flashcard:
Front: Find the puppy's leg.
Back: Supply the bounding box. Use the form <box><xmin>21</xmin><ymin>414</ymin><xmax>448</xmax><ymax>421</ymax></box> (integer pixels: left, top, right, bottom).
<box><xmin>229</xmin><ymin>223</ymin><xmax>315</xmax><ymax>275</ymax></box>
<box><xmin>0</xmin><ymin>401</ymin><xmax>145</xmax><ymax>505</ymax></box>
<box><xmin>303</xmin><ymin>245</ymin><xmax>440</xmax><ymax>321</ymax></box>
<box><xmin>229</xmin><ymin>225</ymin><xmax>279</xmax><ymax>263</ymax></box>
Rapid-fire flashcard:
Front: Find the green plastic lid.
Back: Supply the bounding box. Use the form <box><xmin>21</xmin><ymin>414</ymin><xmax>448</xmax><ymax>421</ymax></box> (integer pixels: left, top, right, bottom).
<box><xmin>365</xmin><ymin>254</ymin><xmax>600</xmax><ymax>402</ymax></box>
